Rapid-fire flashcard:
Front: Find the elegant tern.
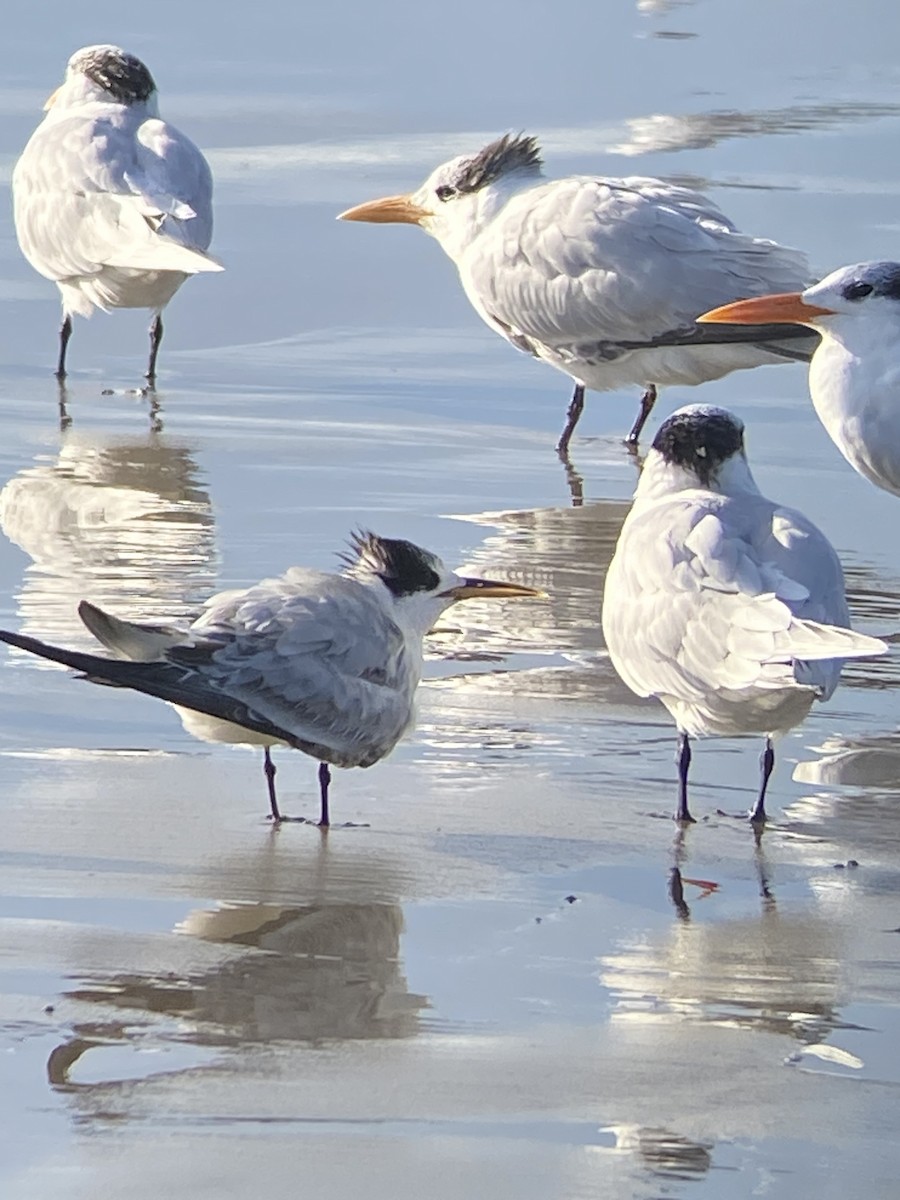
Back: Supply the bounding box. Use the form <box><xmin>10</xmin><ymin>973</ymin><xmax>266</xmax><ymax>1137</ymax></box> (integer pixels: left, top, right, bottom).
<box><xmin>601</xmin><ymin>404</ymin><xmax>886</xmax><ymax>824</ymax></box>
<box><xmin>0</xmin><ymin>532</ymin><xmax>542</xmax><ymax>827</ymax></box>
<box><xmin>339</xmin><ymin>133</ymin><xmax>815</xmax><ymax>452</ymax></box>
<box><xmin>699</xmin><ymin>261</ymin><xmax>900</xmax><ymax>498</ymax></box>
<box><xmin>13</xmin><ymin>44</ymin><xmax>222</xmax><ymax>382</ymax></box>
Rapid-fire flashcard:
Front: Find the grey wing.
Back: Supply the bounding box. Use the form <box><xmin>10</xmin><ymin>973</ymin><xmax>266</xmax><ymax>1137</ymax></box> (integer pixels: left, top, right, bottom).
<box><xmin>182</xmin><ymin>572</ymin><xmax>418</xmax><ymax>764</ymax></box>
<box><xmin>602</xmin><ymin>497</ymin><xmax>870</xmax><ymax>705</ymax></box>
<box><xmin>461</xmin><ymin>175</ymin><xmax>813</xmax><ymax>352</ymax></box>
<box><xmin>13</xmin><ymin>114</ymin><xmax>213</xmax><ymax>281</ymax></box>
<box><xmin>128</xmin><ymin>117</ymin><xmax>214</xmax><ymax>251</ymax></box>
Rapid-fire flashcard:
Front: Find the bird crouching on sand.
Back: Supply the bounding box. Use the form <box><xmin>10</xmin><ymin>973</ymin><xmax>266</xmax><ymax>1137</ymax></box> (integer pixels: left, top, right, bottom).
<box><xmin>0</xmin><ymin>532</ymin><xmax>543</xmax><ymax>827</ymax></box>
<box><xmin>13</xmin><ymin>44</ymin><xmax>223</xmax><ymax>382</ymax></box>
<box><xmin>601</xmin><ymin>404</ymin><xmax>886</xmax><ymax>824</ymax></box>
<box><xmin>339</xmin><ymin>133</ymin><xmax>816</xmax><ymax>453</ymax></box>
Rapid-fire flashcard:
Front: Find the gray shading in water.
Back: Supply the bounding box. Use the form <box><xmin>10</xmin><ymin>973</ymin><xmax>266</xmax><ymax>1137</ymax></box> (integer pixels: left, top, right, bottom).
<box><xmin>0</xmin><ymin>431</ymin><xmax>216</xmax><ymax>643</ymax></box>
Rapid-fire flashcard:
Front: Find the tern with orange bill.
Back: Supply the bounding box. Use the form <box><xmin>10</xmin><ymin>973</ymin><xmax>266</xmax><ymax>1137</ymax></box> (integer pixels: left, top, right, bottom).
<box><xmin>0</xmin><ymin>532</ymin><xmax>543</xmax><ymax>827</ymax></box>
<box><xmin>339</xmin><ymin>133</ymin><xmax>817</xmax><ymax>452</ymax></box>
<box><xmin>699</xmin><ymin>262</ymin><xmax>900</xmax><ymax>499</ymax></box>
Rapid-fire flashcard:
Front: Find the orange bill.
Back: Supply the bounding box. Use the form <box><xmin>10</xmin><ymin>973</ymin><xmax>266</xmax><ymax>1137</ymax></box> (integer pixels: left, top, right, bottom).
<box><xmin>697</xmin><ymin>293</ymin><xmax>836</xmax><ymax>325</ymax></box>
<box><xmin>337</xmin><ymin>194</ymin><xmax>431</xmax><ymax>225</ymax></box>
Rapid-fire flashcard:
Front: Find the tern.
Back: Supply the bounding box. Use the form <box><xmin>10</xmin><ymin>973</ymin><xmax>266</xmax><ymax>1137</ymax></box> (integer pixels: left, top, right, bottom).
<box><xmin>0</xmin><ymin>532</ymin><xmax>542</xmax><ymax>827</ymax></box>
<box><xmin>699</xmin><ymin>261</ymin><xmax>900</xmax><ymax>498</ymax></box>
<box><xmin>13</xmin><ymin>45</ymin><xmax>223</xmax><ymax>383</ymax></box>
<box><xmin>339</xmin><ymin>133</ymin><xmax>815</xmax><ymax>453</ymax></box>
<box><xmin>601</xmin><ymin>404</ymin><xmax>886</xmax><ymax>824</ymax></box>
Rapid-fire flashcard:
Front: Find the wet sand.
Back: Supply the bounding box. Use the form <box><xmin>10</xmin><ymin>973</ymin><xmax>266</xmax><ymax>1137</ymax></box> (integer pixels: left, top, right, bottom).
<box><xmin>3</xmin><ymin>2</ymin><xmax>900</xmax><ymax>1197</ymax></box>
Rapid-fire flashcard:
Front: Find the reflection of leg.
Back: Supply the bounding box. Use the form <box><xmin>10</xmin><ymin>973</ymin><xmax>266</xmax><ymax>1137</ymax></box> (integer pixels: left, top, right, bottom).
<box><xmin>749</xmin><ymin>737</ymin><xmax>774</xmax><ymax>825</ymax></box>
<box><xmin>556</xmin><ymin>383</ymin><xmax>585</xmax><ymax>456</ymax></box>
<box><xmin>676</xmin><ymin>732</ymin><xmax>696</xmax><ymax>824</ymax></box>
<box><xmin>669</xmin><ymin>866</ymin><xmax>690</xmax><ymax>920</ymax></box>
<box><xmin>264</xmin><ymin>747</ymin><xmax>281</xmax><ymax>822</ymax></box>
<box><xmin>625</xmin><ymin>384</ymin><xmax>657</xmax><ymax>445</ymax></box>
<box><xmin>318</xmin><ymin>762</ymin><xmax>331</xmax><ymax>828</ymax></box>
<box><xmin>56</xmin><ymin>379</ymin><xmax>72</xmax><ymax>432</ymax></box>
<box><xmin>56</xmin><ymin>315</ymin><xmax>72</xmax><ymax>380</ymax></box>
<box><xmin>146</xmin><ymin>313</ymin><xmax>163</xmax><ymax>382</ymax></box>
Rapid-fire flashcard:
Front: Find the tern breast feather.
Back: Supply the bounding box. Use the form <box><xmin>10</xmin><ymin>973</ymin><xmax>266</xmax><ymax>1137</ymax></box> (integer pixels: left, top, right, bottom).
<box><xmin>460</xmin><ymin>176</ymin><xmax>811</xmax><ymax>351</ymax></box>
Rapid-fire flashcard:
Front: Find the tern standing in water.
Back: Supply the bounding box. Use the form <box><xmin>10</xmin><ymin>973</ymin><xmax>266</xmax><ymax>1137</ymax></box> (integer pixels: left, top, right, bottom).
<box><xmin>601</xmin><ymin>405</ymin><xmax>885</xmax><ymax>824</ymax></box>
<box><xmin>13</xmin><ymin>44</ymin><xmax>222</xmax><ymax>382</ymax></box>
<box><xmin>0</xmin><ymin>532</ymin><xmax>542</xmax><ymax>827</ymax></box>
<box><xmin>339</xmin><ymin>133</ymin><xmax>815</xmax><ymax>453</ymax></box>
<box><xmin>700</xmin><ymin>261</ymin><xmax>900</xmax><ymax>498</ymax></box>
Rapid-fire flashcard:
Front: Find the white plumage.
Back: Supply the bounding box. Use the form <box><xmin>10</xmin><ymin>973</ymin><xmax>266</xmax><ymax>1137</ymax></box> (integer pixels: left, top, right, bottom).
<box><xmin>601</xmin><ymin>404</ymin><xmax>886</xmax><ymax>823</ymax></box>
<box><xmin>13</xmin><ymin>44</ymin><xmax>222</xmax><ymax>381</ymax></box>
<box><xmin>0</xmin><ymin>532</ymin><xmax>541</xmax><ymax>826</ymax></box>
<box><xmin>700</xmin><ymin>261</ymin><xmax>900</xmax><ymax>499</ymax></box>
<box><xmin>339</xmin><ymin>133</ymin><xmax>815</xmax><ymax>451</ymax></box>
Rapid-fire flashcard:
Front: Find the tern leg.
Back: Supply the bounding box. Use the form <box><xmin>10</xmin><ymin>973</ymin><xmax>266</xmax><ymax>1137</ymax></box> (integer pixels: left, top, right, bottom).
<box><xmin>263</xmin><ymin>747</ymin><xmax>282</xmax><ymax>822</ymax></box>
<box><xmin>748</xmin><ymin>737</ymin><xmax>775</xmax><ymax>825</ymax></box>
<box><xmin>146</xmin><ymin>313</ymin><xmax>163</xmax><ymax>383</ymax></box>
<box><xmin>56</xmin><ymin>315</ymin><xmax>72</xmax><ymax>380</ymax></box>
<box><xmin>676</xmin><ymin>732</ymin><xmax>696</xmax><ymax>824</ymax></box>
<box><xmin>318</xmin><ymin>763</ymin><xmax>331</xmax><ymax>828</ymax></box>
<box><xmin>625</xmin><ymin>385</ymin><xmax>658</xmax><ymax>445</ymax></box>
<box><xmin>556</xmin><ymin>384</ymin><xmax>585</xmax><ymax>456</ymax></box>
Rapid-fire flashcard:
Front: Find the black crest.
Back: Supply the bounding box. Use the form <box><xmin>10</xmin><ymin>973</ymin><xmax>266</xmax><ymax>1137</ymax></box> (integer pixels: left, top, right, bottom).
<box><xmin>652</xmin><ymin>406</ymin><xmax>744</xmax><ymax>486</ymax></box>
<box><xmin>452</xmin><ymin>133</ymin><xmax>543</xmax><ymax>195</ymax></box>
<box><xmin>343</xmin><ymin>531</ymin><xmax>441</xmax><ymax>597</ymax></box>
<box><xmin>74</xmin><ymin>46</ymin><xmax>156</xmax><ymax>104</ymax></box>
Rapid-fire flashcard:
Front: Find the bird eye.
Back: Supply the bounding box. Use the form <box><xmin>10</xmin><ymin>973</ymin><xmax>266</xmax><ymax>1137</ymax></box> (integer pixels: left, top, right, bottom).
<box><xmin>435</xmin><ymin>185</ymin><xmax>457</xmax><ymax>202</ymax></box>
<box><xmin>844</xmin><ymin>281</ymin><xmax>874</xmax><ymax>301</ymax></box>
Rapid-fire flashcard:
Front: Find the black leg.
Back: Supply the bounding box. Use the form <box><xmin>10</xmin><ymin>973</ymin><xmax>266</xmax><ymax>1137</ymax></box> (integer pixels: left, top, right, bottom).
<box><xmin>676</xmin><ymin>732</ymin><xmax>696</xmax><ymax>824</ymax></box>
<box><xmin>625</xmin><ymin>384</ymin><xmax>657</xmax><ymax>445</ymax></box>
<box><xmin>146</xmin><ymin>313</ymin><xmax>163</xmax><ymax>383</ymax></box>
<box><xmin>318</xmin><ymin>763</ymin><xmax>331</xmax><ymax>828</ymax></box>
<box><xmin>56</xmin><ymin>315</ymin><xmax>72</xmax><ymax>380</ymax></box>
<box><xmin>749</xmin><ymin>737</ymin><xmax>774</xmax><ymax>825</ymax></box>
<box><xmin>556</xmin><ymin>383</ymin><xmax>585</xmax><ymax>456</ymax></box>
<box><xmin>263</xmin><ymin>747</ymin><xmax>282</xmax><ymax>822</ymax></box>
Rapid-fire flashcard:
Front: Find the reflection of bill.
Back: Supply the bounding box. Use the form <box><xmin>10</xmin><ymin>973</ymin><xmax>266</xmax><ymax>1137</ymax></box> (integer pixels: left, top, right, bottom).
<box><xmin>0</xmin><ymin>432</ymin><xmax>216</xmax><ymax>643</ymax></box>
<box><xmin>47</xmin><ymin>897</ymin><xmax>426</xmax><ymax>1091</ymax></box>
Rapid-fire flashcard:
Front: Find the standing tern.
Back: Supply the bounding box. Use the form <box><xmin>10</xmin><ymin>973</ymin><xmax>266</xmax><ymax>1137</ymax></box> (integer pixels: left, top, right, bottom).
<box><xmin>338</xmin><ymin>133</ymin><xmax>815</xmax><ymax>453</ymax></box>
<box><xmin>601</xmin><ymin>404</ymin><xmax>886</xmax><ymax>824</ymax></box>
<box><xmin>0</xmin><ymin>532</ymin><xmax>541</xmax><ymax>827</ymax></box>
<box><xmin>699</xmin><ymin>261</ymin><xmax>900</xmax><ymax>498</ymax></box>
<box><xmin>13</xmin><ymin>45</ymin><xmax>223</xmax><ymax>383</ymax></box>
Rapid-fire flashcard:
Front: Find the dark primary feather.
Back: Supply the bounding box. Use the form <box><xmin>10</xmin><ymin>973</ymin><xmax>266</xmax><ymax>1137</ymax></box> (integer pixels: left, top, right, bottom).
<box><xmin>452</xmin><ymin>133</ymin><xmax>543</xmax><ymax>195</ymax></box>
<box><xmin>0</xmin><ymin>627</ymin><xmax>300</xmax><ymax>748</ymax></box>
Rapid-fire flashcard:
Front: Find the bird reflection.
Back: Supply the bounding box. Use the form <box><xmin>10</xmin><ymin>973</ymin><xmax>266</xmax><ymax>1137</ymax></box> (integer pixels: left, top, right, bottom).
<box><xmin>48</xmin><ymin>894</ymin><xmax>427</xmax><ymax>1090</ymax></box>
<box><xmin>441</xmin><ymin>500</ymin><xmax>629</xmax><ymax>658</ymax></box>
<box><xmin>611</xmin><ymin>100</ymin><xmax>900</xmax><ymax>158</ymax></box>
<box><xmin>0</xmin><ymin>429</ymin><xmax>216</xmax><ymax>643</ymax></box>
<box><xmin>602</xmin><ymin>878</ymin><xmax>843</xmax><ymax>1045</ymax></box>
<box><xmin>607</xmin><ymin>1123</ymin><xmax>713</xmax><ymax>1182</ymax></box>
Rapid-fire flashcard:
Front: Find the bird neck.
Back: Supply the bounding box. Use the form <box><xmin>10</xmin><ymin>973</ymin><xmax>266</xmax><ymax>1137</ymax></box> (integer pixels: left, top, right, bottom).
<box><xmin>635</xmin><ymin>451</ymin><xmax>762</xmax><ymax>503</ymax></box>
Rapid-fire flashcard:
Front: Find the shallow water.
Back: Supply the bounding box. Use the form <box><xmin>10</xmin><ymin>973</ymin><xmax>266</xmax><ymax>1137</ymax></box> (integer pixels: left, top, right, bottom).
<box><xmin>2</xmin><ymin>2</ymin><xmax>900</xmax><ymax>1197</ymax></box>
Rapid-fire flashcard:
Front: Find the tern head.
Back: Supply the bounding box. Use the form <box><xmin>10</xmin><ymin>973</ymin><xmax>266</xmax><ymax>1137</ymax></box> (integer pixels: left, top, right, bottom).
<box><xmin>44</xmin><ymin>46</ymin><xmax>158</xmax><ymax>114</ymax></box>
<box><xmin>338</xmin><ymin>134</ymin><xmax>544</xmax><ymax>258</ymax></box>
<box><xmin>342</xmin><ymin>531</ymin><xmax>543</xmax><ymax>635</ymax></box>
<box><xmin>697</xmin><ymin>261</ymin><xmax>900</xmax><ymax>346</ymax></box>
<box><xmin>637</xmin><ymin>405</ymin><xmax>758</xmax><ymax>500</ymax></box>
